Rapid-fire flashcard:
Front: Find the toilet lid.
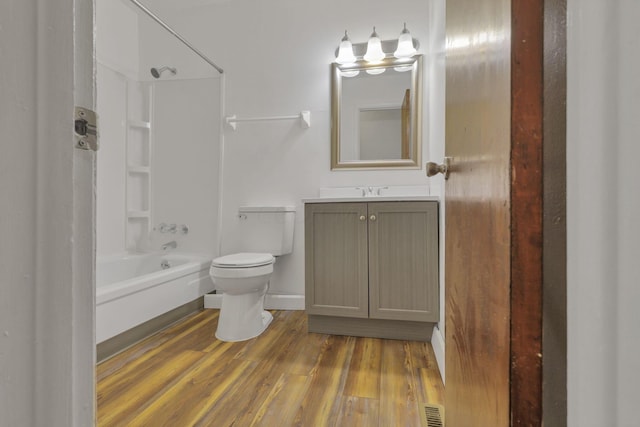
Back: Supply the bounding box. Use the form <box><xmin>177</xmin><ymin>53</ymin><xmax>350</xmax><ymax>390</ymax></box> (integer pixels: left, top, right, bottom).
<box><xmin>211</xmin><ymin>252</ymin><xmax>275</xmax><ymax>268</ymax></box>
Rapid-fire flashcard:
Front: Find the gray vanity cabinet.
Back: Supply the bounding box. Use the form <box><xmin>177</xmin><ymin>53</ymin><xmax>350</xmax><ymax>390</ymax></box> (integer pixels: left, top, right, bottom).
<box><xmin>305</xmin><ymin>201</ymin><xmax>439</xmax><ymax>341</ymax></box>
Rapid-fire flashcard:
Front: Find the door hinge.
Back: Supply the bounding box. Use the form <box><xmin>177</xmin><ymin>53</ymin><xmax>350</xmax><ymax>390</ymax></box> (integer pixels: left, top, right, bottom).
<box><xmin>74</xmin><ymin>106</ymin><xmax>99</xmax><ymax>151</ymax></box>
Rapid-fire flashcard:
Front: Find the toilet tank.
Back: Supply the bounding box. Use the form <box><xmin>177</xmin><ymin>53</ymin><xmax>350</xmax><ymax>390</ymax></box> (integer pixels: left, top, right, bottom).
<box><xmin>237</xmin><ymin>206</ymin><xmax>295</xmax><ymax>256</ymax></box>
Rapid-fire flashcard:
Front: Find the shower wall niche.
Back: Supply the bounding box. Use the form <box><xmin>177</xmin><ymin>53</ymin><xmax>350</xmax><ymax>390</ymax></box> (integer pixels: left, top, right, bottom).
<box><xmin>125</xmin><ymin>82</ymin><xmax>153</xmax><ymax>251</ymax></box>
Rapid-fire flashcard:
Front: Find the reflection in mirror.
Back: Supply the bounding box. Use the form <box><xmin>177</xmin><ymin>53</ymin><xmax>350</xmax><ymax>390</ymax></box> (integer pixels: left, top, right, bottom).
<box><xmin>331</xmin><ymin>55</ymin><xmax>422</xmax><ymax>169</ymax></box>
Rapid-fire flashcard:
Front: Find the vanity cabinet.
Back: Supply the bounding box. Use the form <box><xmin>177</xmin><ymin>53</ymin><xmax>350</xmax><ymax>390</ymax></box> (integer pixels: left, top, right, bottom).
<box><xmin>305</xmin><ymin>201</ymin><xmax>439</xmax><ymax>341</ymax></box>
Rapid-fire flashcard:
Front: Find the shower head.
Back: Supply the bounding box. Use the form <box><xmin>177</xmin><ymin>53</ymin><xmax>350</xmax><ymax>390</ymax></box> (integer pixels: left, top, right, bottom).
<box><xmin>150</xmin><ymin>66</ymin><xmax>177</xmax><ymax>78</ymax></box>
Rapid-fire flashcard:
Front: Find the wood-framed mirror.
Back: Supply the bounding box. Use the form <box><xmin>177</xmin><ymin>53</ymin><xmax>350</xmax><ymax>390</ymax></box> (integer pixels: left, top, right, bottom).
<box><xmin>331</xmin><ymin>55</ymin><xmax>422</xmax><ymax>169</ymax></box>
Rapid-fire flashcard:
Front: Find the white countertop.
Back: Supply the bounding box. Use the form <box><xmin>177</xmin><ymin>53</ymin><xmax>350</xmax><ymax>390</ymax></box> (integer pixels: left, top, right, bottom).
<box><xmin>302</xmin><ymin>195</ymin><xmax>439</xmax><ymax>203</ymax></box>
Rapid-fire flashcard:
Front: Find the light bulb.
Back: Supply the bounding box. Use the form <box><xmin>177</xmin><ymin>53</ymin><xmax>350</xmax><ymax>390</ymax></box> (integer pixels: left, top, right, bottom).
<box><xmin>394</xmin><ymin>23</ymin><xmax>417</xmax><ymax>59</ymax></box>
<box><xmin>366</xmin><ymin>68</ymin><xmax>386</xmax><ymax>75</ymax></box>
<box><xmin>363</xmin><ymin>27</ymin><xmax>386</xmax><ymax>64</ymax></box>
<box><xmin>393</xmin><ymin>65</ymin><xmax>413</xmax><ymax>73</ymax></box>
<box><xmin>341</xmin><ymin>70</ymin><xmax>360</xmax><ymax>78</ymax></box>
<box><xmin>336</xmin><ymin>30</ymin><xmax>356</xmax><ymax>65</ymax></box>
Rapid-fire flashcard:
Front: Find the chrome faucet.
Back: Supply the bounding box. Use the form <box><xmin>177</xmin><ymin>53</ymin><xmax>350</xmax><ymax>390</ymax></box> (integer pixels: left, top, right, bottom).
<box><xmin>162</xmin><ymin>240</ymin><xmax>177</xmax><ymax>251</ymax></box>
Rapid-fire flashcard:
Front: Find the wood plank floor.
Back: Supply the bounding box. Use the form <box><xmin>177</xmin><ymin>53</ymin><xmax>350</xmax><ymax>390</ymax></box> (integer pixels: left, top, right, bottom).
<box><xmin>97</xmin><ymin>309</ymin><xmax>444</xmax><ymax>426</ymax></box>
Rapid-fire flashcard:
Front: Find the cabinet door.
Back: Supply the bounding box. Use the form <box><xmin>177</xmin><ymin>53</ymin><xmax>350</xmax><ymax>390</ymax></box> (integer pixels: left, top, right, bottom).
<box><xmin>368</xmin><ymin>201</ymin><xmax>439</xmax><ymax>322</ymax></box>
<box><xmin>305</xmin><ymin>203</ymin><xmax>369</xmax><ymax>318</ymax></box>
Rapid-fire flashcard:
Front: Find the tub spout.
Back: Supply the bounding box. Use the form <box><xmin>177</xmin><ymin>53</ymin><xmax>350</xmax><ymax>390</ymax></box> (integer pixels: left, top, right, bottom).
<box><xmin>162</xmin><ymin>241</ymin><xmax>177</xmax><ymax>251</ymax></box>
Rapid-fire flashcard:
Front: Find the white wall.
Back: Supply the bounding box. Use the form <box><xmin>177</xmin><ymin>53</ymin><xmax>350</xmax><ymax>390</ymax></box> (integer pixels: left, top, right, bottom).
<box><xmin>146</xmin><ymin>0</ymin><xmax>442</xmax><ymax>296</ymax></box>
<box><xmin>1</xmin><ymin>4</ymin><xmax>39</xmax><ymax>423</ymax></box>
<box><xmin>96</xmin><ymin>0</ymin><xmax>140</xmax><ymax>79</ymax></box>
<box><xmin>151</xmin><ymin>78</ymin><xmax>221</xmax><ymax>255</ymax></box>
<box><xmin>1</xmin><ymin>0</ymin><xmax>95</xmax><ymax>424</ymax></box>
<box><xmin>567</xmin><ymin>0</ymin><xmax>640</xmax><ymax>426</ymax></box>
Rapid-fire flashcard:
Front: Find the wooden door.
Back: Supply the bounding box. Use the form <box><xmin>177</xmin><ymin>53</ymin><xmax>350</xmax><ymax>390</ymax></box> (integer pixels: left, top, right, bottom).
<box><xmin>444</xmin><ymin>0</ymin><xmax>544</xmax><ymax>425</ymax></box>
<box><xmin>368</xmin><ymin>201</ymin><xmax>439</xmax><ymax>322</ymax></box>
<box><xmin>304</xmin><ymin>203</ymin><xmax>369</xmax><ymax>318</ymax></box>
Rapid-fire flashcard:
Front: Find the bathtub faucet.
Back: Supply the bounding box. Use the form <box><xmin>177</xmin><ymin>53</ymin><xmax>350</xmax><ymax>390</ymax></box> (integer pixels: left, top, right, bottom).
<box><xmin>162</xmin><ymin>241</ymin><xmax>177</xmax><ymax>251</ymax></box>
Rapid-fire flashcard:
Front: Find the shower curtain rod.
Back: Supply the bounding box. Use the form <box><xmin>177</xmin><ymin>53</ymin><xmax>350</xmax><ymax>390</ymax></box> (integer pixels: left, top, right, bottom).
<box><xmin>127</xmin><ymin>0</ymin><xmax>224</xmax><ymax>74</ymax></box>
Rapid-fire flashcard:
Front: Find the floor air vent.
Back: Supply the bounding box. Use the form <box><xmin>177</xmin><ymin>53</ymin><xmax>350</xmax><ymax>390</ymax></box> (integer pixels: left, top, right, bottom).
<box><xmin>420</xmin><ymin>403</ymin><xmax>445</xmax><ymax>427</ymax></box>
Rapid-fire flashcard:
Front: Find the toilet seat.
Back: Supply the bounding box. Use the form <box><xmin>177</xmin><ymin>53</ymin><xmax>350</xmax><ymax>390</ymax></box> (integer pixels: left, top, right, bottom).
<box><xmin>211</xmin><ymin>252</ymin><xmax>274</xmax><ymax>268</ymax></box>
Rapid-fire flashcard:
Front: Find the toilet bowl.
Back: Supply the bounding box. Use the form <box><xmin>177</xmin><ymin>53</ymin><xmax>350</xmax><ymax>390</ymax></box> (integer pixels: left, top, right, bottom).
<box><xmin>209</xmin><ymin>206</ymin><xmax>295</xmax><ymax>342</ymax></box>
<box><xmin>209</xmin><ymin>252</ymin><xmax>275</xmax><ymax>342</ymax></box>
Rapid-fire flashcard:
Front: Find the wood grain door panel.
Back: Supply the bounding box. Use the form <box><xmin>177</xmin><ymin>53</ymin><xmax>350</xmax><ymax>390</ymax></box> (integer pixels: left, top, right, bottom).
<box><xmin>445</xmin><ymin>0</ymin><xmax>512</xmax><ymax>425</ymax></box>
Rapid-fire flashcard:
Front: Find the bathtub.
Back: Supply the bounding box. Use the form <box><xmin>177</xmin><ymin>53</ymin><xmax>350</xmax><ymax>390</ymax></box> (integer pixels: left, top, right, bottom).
<box><xmin>96</xmin><ymin>252</ymin><xmax>214</xmax><ymax>343</ymax></box>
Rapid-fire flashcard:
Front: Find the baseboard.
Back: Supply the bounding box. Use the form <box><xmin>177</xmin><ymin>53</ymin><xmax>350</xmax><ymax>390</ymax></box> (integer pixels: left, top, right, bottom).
<box><xmin>204</xmin><ymin>293</ymin><xmax>305</xmax><ymax>310</ymax></box>
<box><xmin>431</xmin><ymin>325</ymin><xmax>445</xmax><ymax>384</ymax></box>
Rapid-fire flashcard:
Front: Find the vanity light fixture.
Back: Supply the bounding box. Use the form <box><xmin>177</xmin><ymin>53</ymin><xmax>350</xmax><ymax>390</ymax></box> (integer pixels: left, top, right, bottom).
<box><xmin>393</xmin><ymin>23</ymin><xmax>417</xmax><ymax>58</ymax></box>
<box><xmin>363</xmin><ymin>27</ymin><xmax>386</xmax><ymax>63</ymax></box>
<box><xmin>334</xmin><ymin>24</ymin><xmax>420</xmax><ymax>66</ymax></box>
<box><xmin>335</xmin><ymin>30</ymin><xmax>357</xmax><ymax>65</ymax></box>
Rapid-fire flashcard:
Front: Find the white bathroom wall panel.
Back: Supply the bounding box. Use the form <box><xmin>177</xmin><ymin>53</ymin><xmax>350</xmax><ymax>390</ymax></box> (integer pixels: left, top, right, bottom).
<box><xmin>96</xmin><ymin>0</ymin><xmax>142</xmax><ymax>257</ymax></box>
<box><xmin>140</xmin><ymin>0</ymin><xmax>443</xmax><ymax>295</ymax></box>
<box><xmin>151</xmin><ymin>78</ymin><xmax>221</xmax><ymax>256</ymax></box>
<box><xmin>96</xmin><ymin>64</ymin><xmax>128</xmax><ymax>256</ymax></box>
<box><xmin>96</xmin><ymin>0</ymin><xmax>140</xmax><ymax>80</ymax></box>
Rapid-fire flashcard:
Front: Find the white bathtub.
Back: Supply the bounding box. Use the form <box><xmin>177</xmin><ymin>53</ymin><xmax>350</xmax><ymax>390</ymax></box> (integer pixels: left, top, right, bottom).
<box><xmin>96</xmin><ymin>252</ymin><xmax>214</xmax><ymax>343</ymax></box>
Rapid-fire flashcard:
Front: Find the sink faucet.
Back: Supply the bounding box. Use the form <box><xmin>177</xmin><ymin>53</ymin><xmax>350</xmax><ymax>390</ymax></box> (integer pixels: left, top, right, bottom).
<box><xmin>162</xmin><ymin>241</ymin><xmax>177</xmax><ymax>251</ymax></box>
<box><xmin>376</xmin><ymin>186</ymin><xmax>389</xmax><ymax>196</ymax></box>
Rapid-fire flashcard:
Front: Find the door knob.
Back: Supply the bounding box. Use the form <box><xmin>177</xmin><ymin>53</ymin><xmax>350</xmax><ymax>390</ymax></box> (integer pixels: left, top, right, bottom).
<box><xmin>369</xmin><ymin>215</ymin><xmax>377</xmax><ymax>221</ymax></box>
<box><xmin>426</xmin><ymin>158</ymin><xmax>450</xmax><ymax>180</ymax></box>
<box><xmin>359</xmin><ymin>215</ymin><xmax>366</xmax><ymax>221</ymax></box>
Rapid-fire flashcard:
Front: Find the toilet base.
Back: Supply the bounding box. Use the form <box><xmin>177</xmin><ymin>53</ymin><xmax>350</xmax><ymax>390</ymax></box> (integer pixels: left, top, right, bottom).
<box><xmin>215</xmin><ymin>288</ymin><xmax>273</xmax><ymax>342</ymax></box>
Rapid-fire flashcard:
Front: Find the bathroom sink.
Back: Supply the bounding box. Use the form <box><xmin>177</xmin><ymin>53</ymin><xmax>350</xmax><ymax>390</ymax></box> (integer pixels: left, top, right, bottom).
<box><xmin>305</xmin><ymin>186</ymin><xmax>438</xmax><ymax>203</ymax></box>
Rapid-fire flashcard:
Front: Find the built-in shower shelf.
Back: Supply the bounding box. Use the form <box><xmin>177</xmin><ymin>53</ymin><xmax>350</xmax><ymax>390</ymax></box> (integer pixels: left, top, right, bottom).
<box><xmin>128</xmin><ymin>166</ymin><xmax>150</xmax><ymax>174</ymax></box>
<box><xmin>127</xmin><ymin>210</ymin><xmax>150</xmax><ymax>218</ymax></box>
<box><xmin>128</xmin><ymin>120</ymin><xmax>151</xmax><ymax>129</ymax></box>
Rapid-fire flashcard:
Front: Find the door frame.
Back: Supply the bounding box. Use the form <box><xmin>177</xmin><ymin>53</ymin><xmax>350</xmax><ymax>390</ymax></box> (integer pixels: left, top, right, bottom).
<box><xmin>511</xmin><ymin>0</ymin><xmax>567</xmax><ymax>423</ymax></box>
<box><xmin>35</xmin><ymin>0</ymin><xmax>96</xmax><ymax>424</ymax></box>
<box><xmin>510</xmin><ymin>0</ymin><xmax>545</xmax><ymax>424</ymax></box>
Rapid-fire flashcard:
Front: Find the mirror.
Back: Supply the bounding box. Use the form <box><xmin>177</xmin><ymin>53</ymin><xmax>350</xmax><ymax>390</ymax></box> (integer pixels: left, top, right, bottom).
<box><xmin>331</xmin><ymin>55</ymin><xmax>422</xmax><ymax>169</ymax></box>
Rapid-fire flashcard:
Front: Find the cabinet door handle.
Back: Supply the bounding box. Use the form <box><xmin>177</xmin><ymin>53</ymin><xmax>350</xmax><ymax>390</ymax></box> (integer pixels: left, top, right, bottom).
<box><xmin>369</xmin><ymin>215</ymin><xmax>377</xmax><ymax>221</ymax></box>
<box><xmin>359</xmin><ymin>215</ymin><xmax>366</xmax><ymax>221</ymax></box>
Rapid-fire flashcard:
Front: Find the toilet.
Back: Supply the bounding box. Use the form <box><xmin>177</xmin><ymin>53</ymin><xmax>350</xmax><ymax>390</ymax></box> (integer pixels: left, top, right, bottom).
<box><xmin>209</xmin><ymin>206</ymin><xmax>295</xmax><ymax>342</ymax></box>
